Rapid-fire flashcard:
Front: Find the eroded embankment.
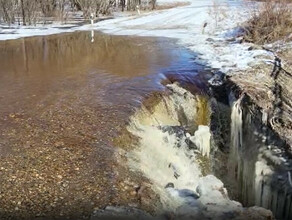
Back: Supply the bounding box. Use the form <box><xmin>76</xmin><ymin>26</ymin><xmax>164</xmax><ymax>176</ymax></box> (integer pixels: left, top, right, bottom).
<box><xmin>211</xmin><ymin>77</ymin><xmax>292</xmax><ymax>220</ymax></box>
<box><xmin>97</xmin><ymin>81</ymin><xmax>275</xmax><ymax>220</ymax></box>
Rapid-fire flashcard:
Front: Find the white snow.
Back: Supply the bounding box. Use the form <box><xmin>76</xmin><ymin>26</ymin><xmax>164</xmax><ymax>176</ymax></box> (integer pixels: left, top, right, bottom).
<box><xmin>0</xmin><ymin>23</ymin><xmax>80</xmax><ymax>40</ymax></box>
<box><xmin>0</xmin><ymin>0</ymin><xmax>274</xmax><ymax>75</ymax></box>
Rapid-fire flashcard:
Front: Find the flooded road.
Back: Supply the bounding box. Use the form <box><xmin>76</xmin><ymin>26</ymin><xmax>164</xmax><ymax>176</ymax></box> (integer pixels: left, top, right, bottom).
<box><xmin>0</xmin><ymin>31</ymin><xmax>210</xmax><ymax>219</ymax></box>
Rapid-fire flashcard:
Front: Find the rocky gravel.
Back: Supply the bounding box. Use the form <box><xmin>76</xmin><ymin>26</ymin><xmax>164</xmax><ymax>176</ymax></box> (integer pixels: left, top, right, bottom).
<box><xmin>0</xmin><ymin>83</ymin><xmax>159</xmax><ymax>220</ymax></box>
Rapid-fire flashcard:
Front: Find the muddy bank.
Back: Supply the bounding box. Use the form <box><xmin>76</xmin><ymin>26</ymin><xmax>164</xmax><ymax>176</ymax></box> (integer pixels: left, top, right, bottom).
<box><xmin>210</xmin><ymin>66</ymin><xmax>292</xmax><ymax>219</ymax></box>
<box><xmin>229</xmin><ymin>67</ymin><xmax>292</xmax><ymax>147</ymax></box>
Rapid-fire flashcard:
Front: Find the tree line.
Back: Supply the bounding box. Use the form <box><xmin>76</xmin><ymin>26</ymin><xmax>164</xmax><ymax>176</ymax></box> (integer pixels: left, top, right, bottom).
<box><xmin>0</xmin><ymin>0</ymin><xmax>156</xmax><ymax>25</ymax></box>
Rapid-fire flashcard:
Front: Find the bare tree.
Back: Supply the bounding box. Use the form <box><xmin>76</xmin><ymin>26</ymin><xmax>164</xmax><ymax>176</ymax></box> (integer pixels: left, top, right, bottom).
<box><xmin>0</xmin><ymin>0</ymin><xmax>156</xmax><ymax>25</ymax></box>
<box><xmin>39</xmin><ymin>0</ymin><xmax>57</xmax><ymax>17</ymax></box>
<box><xmin>0</xmin><ymin>0</ymin><xmax>17</xmax><ymax>24</ymax></box>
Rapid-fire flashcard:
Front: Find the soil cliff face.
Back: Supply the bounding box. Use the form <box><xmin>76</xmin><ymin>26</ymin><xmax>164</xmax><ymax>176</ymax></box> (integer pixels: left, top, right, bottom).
<box><xmin>229</xmin><ymin>55</ymin><xmax>292</xmax><ymax>148</ymax></box>
<box><xmin>211</xmin><ymin>66</ymin><xmax>292</xmax><ymax>219</ymax></box>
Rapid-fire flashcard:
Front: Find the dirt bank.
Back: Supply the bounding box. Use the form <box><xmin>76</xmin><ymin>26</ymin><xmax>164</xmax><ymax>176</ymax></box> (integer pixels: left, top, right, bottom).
<box><xmin>229</xmin><ymin>48</ymin><xmax>292</xmax><ymax>149</ymax></box>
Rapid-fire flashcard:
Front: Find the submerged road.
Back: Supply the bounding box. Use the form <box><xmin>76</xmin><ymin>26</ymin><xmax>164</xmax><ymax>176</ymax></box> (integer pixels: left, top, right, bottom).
<box><xmin>0</xmin><ymin>31</ymin><xmax>205</xmax><ymax>219</ymax></box>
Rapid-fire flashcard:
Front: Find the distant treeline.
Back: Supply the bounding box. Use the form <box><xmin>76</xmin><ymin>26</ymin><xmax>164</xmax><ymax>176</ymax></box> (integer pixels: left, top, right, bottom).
<box><xmin>0</xmin><ymin>0</ymin><xmax>156</xmax><ymax>25</ymax></box>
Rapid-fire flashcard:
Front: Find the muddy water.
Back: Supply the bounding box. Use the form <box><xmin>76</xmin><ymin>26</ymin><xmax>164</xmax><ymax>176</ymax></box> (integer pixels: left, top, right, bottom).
<box><xmin>0</xmin><ymin>31</ymin><xmax>210</xmax><ymax>219</ymax></box>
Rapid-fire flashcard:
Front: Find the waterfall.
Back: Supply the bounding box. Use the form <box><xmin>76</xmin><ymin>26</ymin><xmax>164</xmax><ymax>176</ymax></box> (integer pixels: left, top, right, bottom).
<box><xmin>127</xmin><ymin>83</ymin><xmax>206</xmax><ymax>211</ymax></box>
<box><xmin>126</xmin><ymin>84</ymin><xmax>272</xmax><ymax>219</ymax></box>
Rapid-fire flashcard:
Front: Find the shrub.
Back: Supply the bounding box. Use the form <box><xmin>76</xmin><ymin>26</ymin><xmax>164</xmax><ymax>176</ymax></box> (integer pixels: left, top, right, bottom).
<box><xmin>243</xmin><ymin>0</ymin><xmax>292</xmax><ymax>44</ymax></box>
<box><xmin>208</xmin><ymin>0</ymin><xmax>228</xmax><ymax>30</ymax></box>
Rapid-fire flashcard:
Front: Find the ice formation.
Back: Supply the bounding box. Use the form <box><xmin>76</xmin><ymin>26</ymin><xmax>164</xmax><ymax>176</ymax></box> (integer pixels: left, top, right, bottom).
<box><xmin>126</xmin><ymin>84</ymin><xmax>268</xmax><ymax>219</ymax></box>
<box><xmin>231</xmin><ymin>98</ymin><xmax>243</xmax><ymax>151</ymax></box>
<box><xmin>190</xmin><ymin>125</ymin><xmax>211</xmax><ymax>157</ymax></box>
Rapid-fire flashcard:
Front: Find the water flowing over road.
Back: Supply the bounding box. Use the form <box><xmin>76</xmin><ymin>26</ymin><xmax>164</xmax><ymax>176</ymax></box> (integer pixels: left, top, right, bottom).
<box><xmin>0</xmin><ymin>31</ymin><xmax>212</xmax><ymax>219</ymax></box>
<box><xmin>0</xmin><ymin>30</ymin><xmax>277</xmax><ymax>220</ymax></box>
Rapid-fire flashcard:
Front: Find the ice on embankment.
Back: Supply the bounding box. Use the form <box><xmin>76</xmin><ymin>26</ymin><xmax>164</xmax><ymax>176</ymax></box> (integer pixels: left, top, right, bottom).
<box><xmin>126</xmin><ymin>83</ymin><xmax>273</xmax><ymax>219</ymax></box>
<box><xmin>190</xmin><ymin>125</ymin><xmax>211</xmax><ymax>157</ymax></box>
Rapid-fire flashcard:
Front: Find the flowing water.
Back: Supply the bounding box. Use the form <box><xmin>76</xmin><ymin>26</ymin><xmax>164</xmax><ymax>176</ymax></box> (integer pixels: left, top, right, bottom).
<box><xmin>0</xmin><ymin>30</ymin><xmax>289</xmax><ymax>220</ymax></box>
<box><xmin>125</xmin><ymin>83</ymin><xmax>249</xmax><ymax>219</ymax></box>
<box><xmin>0</xmin><ymin>31</ymin><xmax>213</xmax><ymax>219</ymax></box>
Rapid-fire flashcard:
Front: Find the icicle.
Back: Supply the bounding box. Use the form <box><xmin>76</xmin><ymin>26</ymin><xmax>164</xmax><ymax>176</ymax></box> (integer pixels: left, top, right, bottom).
<box><xmin>288</xmin><ymin>172</ymin><xmax>292</xmax><ymax>187</ymax></box>
<box><xmin>231</xmin><ymin>97</ymin><xmax>243</xmax><ymax>150</ymax></box>
<box><xmin>262</xmin><ymin>109</ymin><xmax>268</xmax><ymax>125</ymax></box>
<box><xmin>254</xmin><ymin>159</ymin><xmax>273</xmax><ymax>206</ymax></box>
<box><xmin>228</xmin><ymin>95</ymin><xmax>244</xmax><ymax>185</ymax></box>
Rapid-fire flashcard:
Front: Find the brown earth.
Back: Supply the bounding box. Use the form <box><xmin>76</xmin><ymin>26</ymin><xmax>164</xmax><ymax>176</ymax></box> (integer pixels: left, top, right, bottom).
<box><xmin>230</xmin><ymin>47</ymin><xmax>292</xmax><ymax>148</ymax></box>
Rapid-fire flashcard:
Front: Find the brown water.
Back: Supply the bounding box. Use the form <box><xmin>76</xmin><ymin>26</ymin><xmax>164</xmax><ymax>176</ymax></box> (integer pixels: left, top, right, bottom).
<box><xmin>0</xmin><ymin>31</ymin><xmax>209</xmax><ymax>219</ymax></box>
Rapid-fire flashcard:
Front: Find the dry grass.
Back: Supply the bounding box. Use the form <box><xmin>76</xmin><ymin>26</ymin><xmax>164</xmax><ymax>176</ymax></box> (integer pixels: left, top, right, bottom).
<box><xmin>243</xmin><ymin>0</ymin><xmax>292</xmax><ymax>44</ymax></box>
<box><xmin>208</xmin><ymin>0</ymin><xmax>229</xmax><ymax>29</ymax></box>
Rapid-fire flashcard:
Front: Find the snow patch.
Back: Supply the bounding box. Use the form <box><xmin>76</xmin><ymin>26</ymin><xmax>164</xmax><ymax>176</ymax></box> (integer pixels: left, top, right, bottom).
<box><xmin>0</xmin><ymin>0</ymin><xmax>274</xmax><ymax>74</ymax></box>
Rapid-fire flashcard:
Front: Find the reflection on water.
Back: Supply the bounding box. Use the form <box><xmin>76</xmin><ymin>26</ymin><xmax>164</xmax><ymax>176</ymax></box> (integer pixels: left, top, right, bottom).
<box><xmin>91</xmin><ymin>30</ymin><xmax>95</xmax><ymax>43</ymax></box>
<box><xmin>0</xmin><ymin>31</ymin><xmax>205</xmax><ymax>218</ymax></box>
<box><xmin>0</xmin><ymin>31</ymin><xmax>190</xmax><ymax>113</ymax></box>
<box><xmin>0</xmin><ymin>31</ymin><xmax>173</xmax><ymax>78</ymax></box>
